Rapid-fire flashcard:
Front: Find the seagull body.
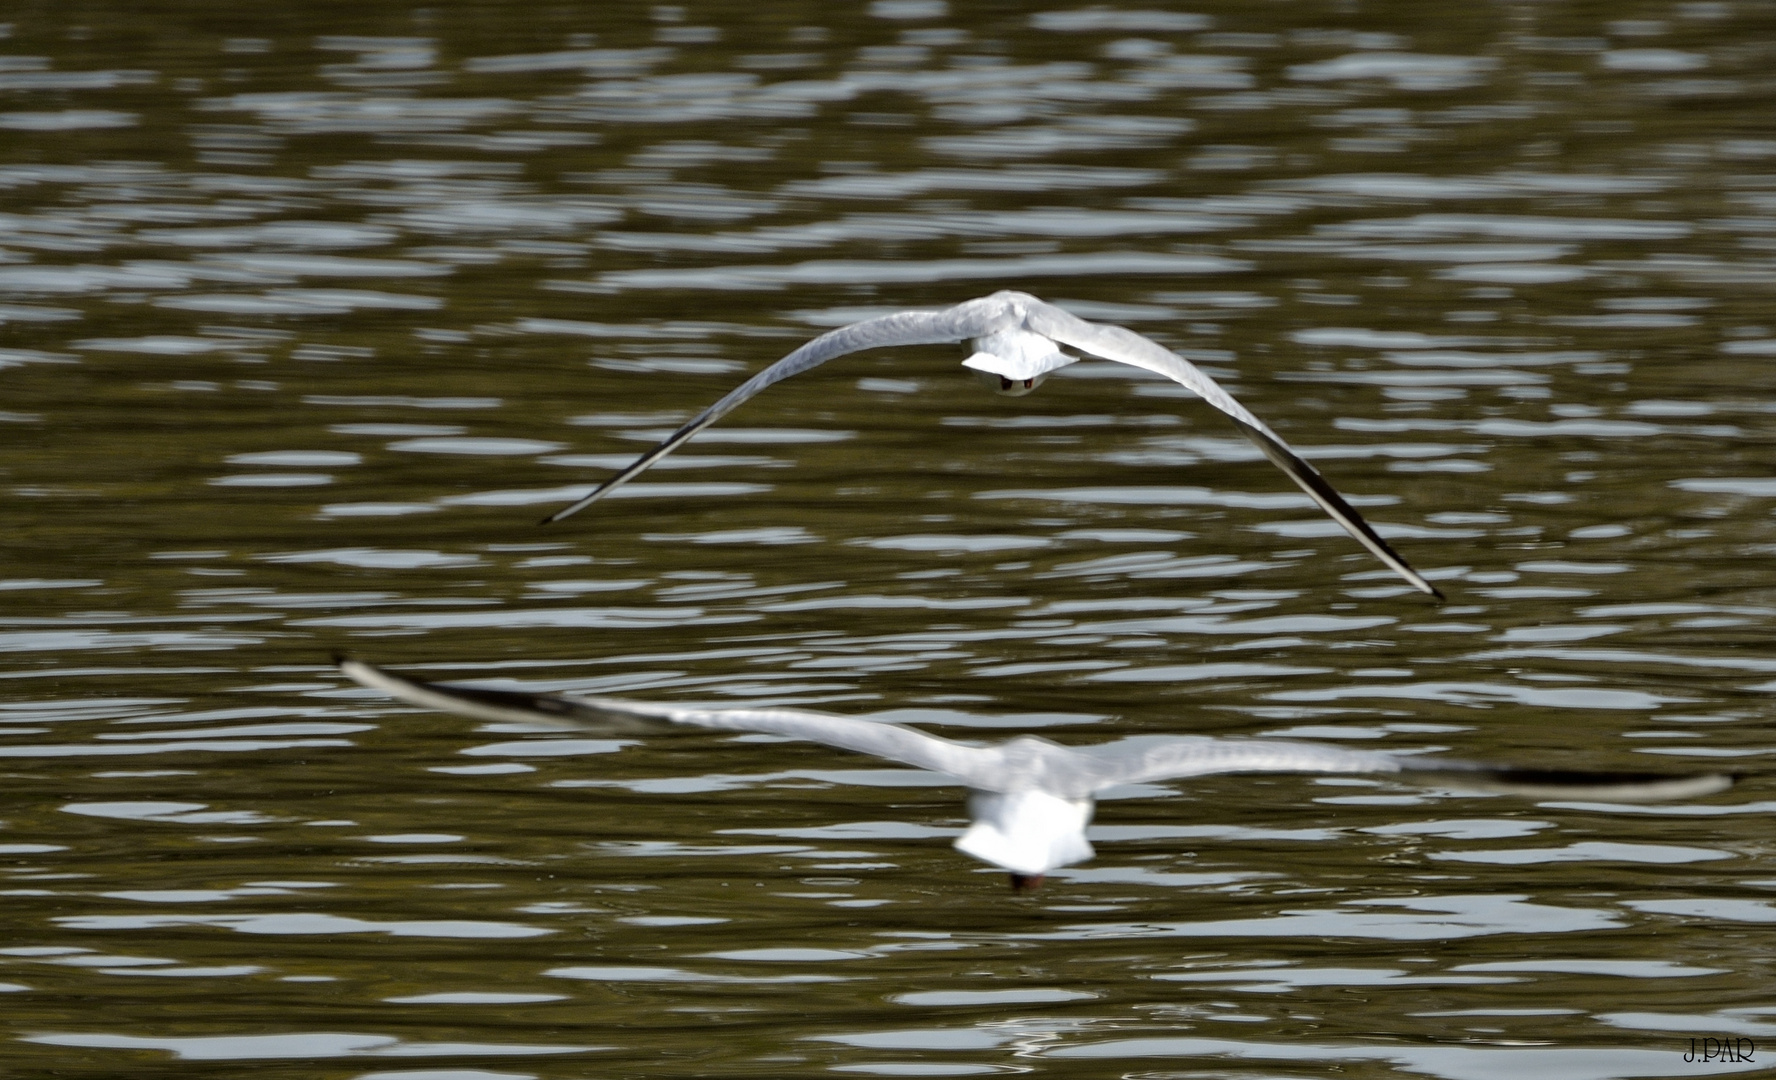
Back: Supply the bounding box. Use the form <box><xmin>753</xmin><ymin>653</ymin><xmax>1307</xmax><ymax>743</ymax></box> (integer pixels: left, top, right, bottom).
<box><xmin>961</xmin><ymin>327</ymin><xmax>1074</xmax><ymax>394</ymax></box>
<box><xmin>340</xmin><ymin>659</ymin><xmax>1733</xmax><ymax>887</ymax></box>
<box><xmin>546</xmin><ymin>290</ymin><xmax>1444</xmax><ymax>599</ymax></box>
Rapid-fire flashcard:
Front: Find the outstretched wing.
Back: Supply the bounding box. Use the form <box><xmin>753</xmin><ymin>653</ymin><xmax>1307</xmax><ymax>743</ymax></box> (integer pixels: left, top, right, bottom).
<box><xmin>339</xmin><ymin>658</ymin><xmax>1006</xmax><ymax>785</ymax></box>
<box><xmin>543</xmin><ymin>297</ymin><xmax>1018</xmax><ymax>523</ymax></box>
<box><xmin>1019</xmin><ymin>296</ymin><xmax>1443</xmax><ymax>599</ymax></box>
<box><xmin>1071</xmin><ymin>734</ymin><xmax>1407</xmax><ymax>794</ymax></box>
<box><xmin>339</xmin><ymin>661</ymin><xmax>1733</xmax><ymax>805</ymax></box>
<box><xmin>1071</xmin><ymin>733</ymin><xmax>1734</xmax><ymax>802</ymax></box>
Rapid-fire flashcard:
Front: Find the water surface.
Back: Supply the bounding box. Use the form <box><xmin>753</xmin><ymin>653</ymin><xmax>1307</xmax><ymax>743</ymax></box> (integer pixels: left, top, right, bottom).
<box><xmin>3</xmin><ymin>2</ymin><xmax>1775</xmax><ymax>1077</ymax></box>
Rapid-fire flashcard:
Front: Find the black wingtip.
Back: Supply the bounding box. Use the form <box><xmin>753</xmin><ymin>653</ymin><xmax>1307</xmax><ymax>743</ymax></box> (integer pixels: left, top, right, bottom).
<box><xmin>1487</xmin><ymin>767</ymin><xmax>1740</xmax><ymax>789</ymax></box>
<box><xmin>1425</xmin><ymin>765</ymin><xmax>1741</xmax><ymax>803</ymax></box>
<box><xmin>1226</xmin><ymin>418</ymin><xmax>1443</xmax><ymax>600</ymax></box>
<box><xmin>539</xmin><ymin>500</ymin><xmax>582</xmax><ymax>526</ymax></box>
<box><xmin>539</xmin><ymin>488</ymin><xmax>602</xmax><ymax>526</ymax></box>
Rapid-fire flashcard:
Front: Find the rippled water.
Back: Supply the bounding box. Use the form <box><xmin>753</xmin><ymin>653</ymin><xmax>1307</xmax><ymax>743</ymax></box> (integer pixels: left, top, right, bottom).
<box><xmin>5</xmin><ymin>2</ymin><xmax>1776</xmax><ymax>1076</ymax></box>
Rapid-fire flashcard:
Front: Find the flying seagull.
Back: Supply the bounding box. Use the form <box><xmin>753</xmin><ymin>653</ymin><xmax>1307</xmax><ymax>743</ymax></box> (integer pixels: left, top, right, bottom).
<box><xmin>545</xmin><ymin>290</ymin><xmax>1443</xmax><ymax>599</ymax></box>
<box><xmin>339</xmin><ymin>658</ymin><xmax>1732</xmax><ymax>890</ymax></box>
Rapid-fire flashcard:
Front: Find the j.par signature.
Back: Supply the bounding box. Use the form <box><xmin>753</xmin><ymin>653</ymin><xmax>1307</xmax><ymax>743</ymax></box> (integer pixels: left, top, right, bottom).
<box><xmin>1685</xmin><ymin>1037</ymin><xmax>1755</xmax><ymax>1063</ymax></box>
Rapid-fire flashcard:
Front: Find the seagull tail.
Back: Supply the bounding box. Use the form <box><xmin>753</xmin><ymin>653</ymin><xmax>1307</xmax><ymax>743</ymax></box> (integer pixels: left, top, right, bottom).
<box><xmin>955</xmin><ymin>790</ymin><xmax>1095</xmax><ymax>875</ymax></box>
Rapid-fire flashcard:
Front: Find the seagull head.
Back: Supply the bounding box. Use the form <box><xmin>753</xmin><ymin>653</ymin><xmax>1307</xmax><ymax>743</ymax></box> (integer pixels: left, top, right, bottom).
<box><xmin>955</xmin><ymin>788</ymin><xmax>1095</xmax><ymax>885</ymax></box>
<box><xmin>962</xmin><ymin>328</ymin><xmax>1080</xmax><ymax>397</ymax></box>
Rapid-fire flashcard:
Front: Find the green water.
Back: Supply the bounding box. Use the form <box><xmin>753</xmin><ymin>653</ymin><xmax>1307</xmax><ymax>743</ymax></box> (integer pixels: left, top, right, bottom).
<box><xmin>3</xmin><ymin>1</ymin><xmax>1775</xmax><ymax>1076</ymax></box>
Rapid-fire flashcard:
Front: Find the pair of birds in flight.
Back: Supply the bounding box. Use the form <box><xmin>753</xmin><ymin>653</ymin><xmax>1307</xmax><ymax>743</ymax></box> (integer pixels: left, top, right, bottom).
<box><xmin>341</xmin><ymin>291</ymin><xmax>1732</xmax><ymax>887</ymax></box>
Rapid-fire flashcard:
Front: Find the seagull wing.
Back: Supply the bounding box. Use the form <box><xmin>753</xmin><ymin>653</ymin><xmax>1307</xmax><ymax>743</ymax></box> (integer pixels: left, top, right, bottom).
<box><xmin>1071</xmin><ymin>734</ymin><xmax>1734</xmax><ymax>802</ymax></box>
<box><xmin>341</xmin><ymin>661</ymin><xmax>1734</xmax><ymax>803</ymax></box>
<box><xmin>339</xmin><ymin>658</ymin><xmax>1011</xmax><ymax>786</ymax></box>
<box><xmin>1019</xmin><ymin>296</ymin><xmax>1442</xmax><ymax>599</ymax></box>
<box><xmin>1069</xmin><ymin>735</ymin><xmax>1407</xmax><ymax>794</ymax></box>
<box><xmin>544</xmin><ymin>297</ymin><xmax>1018</xmax><ymax>523</ymax></box>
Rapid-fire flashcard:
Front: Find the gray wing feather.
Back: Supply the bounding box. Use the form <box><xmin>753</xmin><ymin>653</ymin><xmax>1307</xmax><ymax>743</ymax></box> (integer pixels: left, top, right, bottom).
<box><xmin>1072</xmin><ymin>732</ymin><xmax>1734</xmax><ymax>803</ymax></box>
<box><xmin>1076</xmin><ymin>735</ymin><xmax>1408</xmax><ymax>791</ymax></box>
<box><xmin>1020</xmin><ymin>296</ymin><xmax>1443</xmax><ymax>599</ymax></box>
<box><xmin>1021</xmin><ymin>299</ymin><xmax>1281</xmax><ymax>437</ymax></box>
<box><xmin>543</xmin><ymin>299</ymin><xmax>1015</xmax><ymax>523</ymax></box>
<box><xmin>339</xmin><ymin>658</ymin><xmax>1006</xmax><ymax>786</ymax></box>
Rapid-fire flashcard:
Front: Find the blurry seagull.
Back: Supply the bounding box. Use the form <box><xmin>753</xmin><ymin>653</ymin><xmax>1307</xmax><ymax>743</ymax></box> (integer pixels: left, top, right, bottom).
<box><xmin>340</xmin><ymin>658</ymin><xmax>1733</xmax><ymax>890</ymax></box>
<box><xmin>545</xmin><ymin>290</ymin><xmax>1443</xmax><ymax>599</ymax></box>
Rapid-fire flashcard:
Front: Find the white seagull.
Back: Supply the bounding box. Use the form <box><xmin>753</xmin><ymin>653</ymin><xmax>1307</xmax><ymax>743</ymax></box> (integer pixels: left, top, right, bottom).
<box><xmin>545</xmin><ymin>290</ymin><xmax>1443</xmax><ymax>599</ymax></box>
<box><xmin>340</xmin><ymin>658</ymin><xmax>1733</xmax><ymax>890</ymax></box>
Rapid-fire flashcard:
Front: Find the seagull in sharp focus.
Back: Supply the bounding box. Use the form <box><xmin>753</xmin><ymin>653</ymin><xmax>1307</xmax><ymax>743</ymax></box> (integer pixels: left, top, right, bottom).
<box><xmin>339</xmin><ymin>658</ymin><xmax>1733</xmax><ymax>890</ymax></box>
<box><xmin>545</xmin><ymin>290</ymin><xmax>1444</xmax><ymax>599</ymax></box>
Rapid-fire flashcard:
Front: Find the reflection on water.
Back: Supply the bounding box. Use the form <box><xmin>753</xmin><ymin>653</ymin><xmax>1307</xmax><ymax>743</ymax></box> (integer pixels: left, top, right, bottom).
<box><xmin>4</xmin><ymin>0</ymin><xmax>1776</xmax><ymax>1075</ymax></box>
